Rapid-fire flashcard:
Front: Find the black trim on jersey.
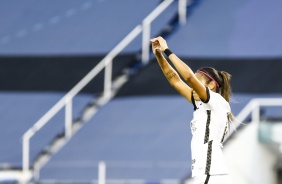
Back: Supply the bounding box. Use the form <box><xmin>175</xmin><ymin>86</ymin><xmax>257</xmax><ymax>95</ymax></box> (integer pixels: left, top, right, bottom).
<box><xmin>205</xmin><ymin>140</ymin><xmax>213</xmax><ymax>175</ymax></box>
<box><xmin>221</xmin><ymin>113</ymin><xmax>230</xmax><ymax>143</ymax></box>
<box><xmin>191</xmin><ymin>90</ymin><xmax>197</xmax><ymax>111</ymax></box>
<box><xmin>200</xmin><ymin>87</ymin><xmax>210</xmax><ymax>103</ymax></box>
<box><xmin>221</xmin><ymin>125</ymin><xmax>228</xmax><ymax>143</ymax></box>
<box><xmin>204</xmin><ymin>110</ymin><xmax>211</xmax><ymax>144</ymax></box>
<box><xmin>204</xmin><ymin>174</ymin><xmax>210</xmax><ymax>184</ymax></box>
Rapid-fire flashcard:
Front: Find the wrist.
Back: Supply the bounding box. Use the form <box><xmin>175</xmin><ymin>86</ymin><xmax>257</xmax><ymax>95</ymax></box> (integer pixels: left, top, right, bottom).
<box><xmin>164</xmin><ymin>48</ymin><xmax>173</xmax><ymax>57</ymax></box>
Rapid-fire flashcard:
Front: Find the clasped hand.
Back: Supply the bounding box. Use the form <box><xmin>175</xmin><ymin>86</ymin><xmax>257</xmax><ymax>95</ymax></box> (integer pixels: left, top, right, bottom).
<box><xmin>150</xmin><ymin>36</ymin><xmax>169</xmax><ymax>55</ymax></box>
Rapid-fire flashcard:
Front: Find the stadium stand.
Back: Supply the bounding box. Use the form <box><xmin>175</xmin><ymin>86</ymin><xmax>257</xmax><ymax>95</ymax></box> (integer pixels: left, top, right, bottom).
<box><xmin>38</xmin><ymin>94</ymin><xmax>282</xmax><ymax>181</ymax></box>
<box><xmin>167</xmin><ymin>0</ymin><xmax>282</xmax><ymax>57</ymax></box>
<box><xmin>0</xmin><ymin>0</ymin><xmax>176</xmax><ymax>55</ymax></box>
<box><xmin>0</xmin><ymin>92</ymin><xmax>92</xmax><ymax>167</ymax></box>
<box><xmin>1</xmin><ymin>0</ymin><xmax>282</xmax><ymax>183</ymax></box>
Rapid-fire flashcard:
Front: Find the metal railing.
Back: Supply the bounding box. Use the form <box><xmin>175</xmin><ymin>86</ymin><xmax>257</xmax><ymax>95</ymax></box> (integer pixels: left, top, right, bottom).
<box><xmin>142</xmin><ymin>0</ymin><xmax>174</xmax><ymax>64</ymax></box>
<box><xmin>227</xmin><ymin>98</ymin><xmax>282</xmax><ymax>142</ymax></box>
<box><xmin>22</xmin><ymin>24</ymin><xmax>143</xmax><ymax>173</ymax></box>
<box><xmin>96</xmin><ymin>161</ymin><xmax>185</xmax><ymax>184</ymax></box>
<box><xmin>21</xmin><ymin>0</ymin><xmax>188</xmax><ymax>180</ymax></box>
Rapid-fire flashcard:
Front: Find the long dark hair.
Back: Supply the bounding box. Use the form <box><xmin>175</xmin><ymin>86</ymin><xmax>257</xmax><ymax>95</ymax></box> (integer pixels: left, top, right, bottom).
<box><xmin>197</xmin><ymin>67</ymin><xmax>236</xmax><ymax>134</ymax></box>
<box><xmin>197</xmin><ymin>67</ymin><xmax>232</xmax><ymax>103</ymax></box>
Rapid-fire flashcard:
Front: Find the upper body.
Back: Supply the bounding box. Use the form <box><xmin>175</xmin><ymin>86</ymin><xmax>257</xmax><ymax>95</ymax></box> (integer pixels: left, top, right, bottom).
<box><xmin>190</xmin><ymin>87</ymin><xmax>230</xmax><ymax>176</ymax></box>
<box><xmin>151</xmin><ymin>36</ymin><xmax>233</xmax><ymax>177</ymax></box>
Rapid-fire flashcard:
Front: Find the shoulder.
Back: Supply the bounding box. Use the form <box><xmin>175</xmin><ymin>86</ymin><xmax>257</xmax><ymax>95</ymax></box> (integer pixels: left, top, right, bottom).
<box><xmin>203</xmin><ymin>87</ymin><xmax>230</xmax><ymax>111</ymax></box>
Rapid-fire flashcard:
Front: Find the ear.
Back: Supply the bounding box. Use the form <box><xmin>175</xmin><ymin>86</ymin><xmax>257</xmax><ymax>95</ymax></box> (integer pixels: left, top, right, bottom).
<box><xmin>208</xmin><ymin>81</ymin><xmax>217</xmax><ymax>92</ymax></box>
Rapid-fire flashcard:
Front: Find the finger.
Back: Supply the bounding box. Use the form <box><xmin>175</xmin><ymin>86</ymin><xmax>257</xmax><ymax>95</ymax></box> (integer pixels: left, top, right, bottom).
<box><xmin>157</xmin><ymin>36</ymin><xmax>164</xmax><ymax>41</ymax></box>
<box><xmin>150</xmin><ymin>38</ymin><xmax>159</xmax><ymax>43</ymax></box>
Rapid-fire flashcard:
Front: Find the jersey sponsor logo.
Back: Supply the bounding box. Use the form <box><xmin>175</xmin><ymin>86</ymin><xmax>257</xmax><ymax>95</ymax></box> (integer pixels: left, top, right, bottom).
<box><xmin>191</xmin><ymin>159</ymin><xmax>196</xmax><ymax>170</ymax></box>
<box><xmin>190</xmin><ymin>120</ymin><xmax>197</xmax><ymax>132</ymax></box>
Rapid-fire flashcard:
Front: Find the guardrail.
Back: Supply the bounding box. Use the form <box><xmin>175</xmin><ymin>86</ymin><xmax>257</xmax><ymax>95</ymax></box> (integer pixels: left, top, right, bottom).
<box><xmin>21</xmin><ymin>0</ymin><xmax>188</xmax><ymax>181</ymax></box>
<box><xmin>142</xmin><ymin>0</ymin><xmax>174</xmax><ymax>64</ymax></box>
<box><xmin>227</xmin><ymin>98</ymin><xmax>282</xmax><ymax>144</ymax></box>
<box><xmin>22</xmin><ymin>24</ymin><xmax>143</xmax><ymax>174</ymax></box>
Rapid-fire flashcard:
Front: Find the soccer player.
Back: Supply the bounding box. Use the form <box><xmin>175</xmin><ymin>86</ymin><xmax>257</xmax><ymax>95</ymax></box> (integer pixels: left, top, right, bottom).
<box><xmin>151</xmin><ymin>36</ymin><xmax>234</xmax><ymax>184</ymax></box>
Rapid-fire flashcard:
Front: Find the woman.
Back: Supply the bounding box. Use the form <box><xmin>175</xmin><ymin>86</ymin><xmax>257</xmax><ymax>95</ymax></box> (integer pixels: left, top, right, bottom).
<box><xmin>151</xmin><ymin>36</ymin><xmax>234</xmax><ymax>184</ymax></box>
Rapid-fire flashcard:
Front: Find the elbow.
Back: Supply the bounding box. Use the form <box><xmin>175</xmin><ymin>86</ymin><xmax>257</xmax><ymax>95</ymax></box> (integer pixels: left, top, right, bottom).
<box><xmin>185</xmin><ymin>73</ymin><xmax>194</xmax><ymax>83</ymax></box>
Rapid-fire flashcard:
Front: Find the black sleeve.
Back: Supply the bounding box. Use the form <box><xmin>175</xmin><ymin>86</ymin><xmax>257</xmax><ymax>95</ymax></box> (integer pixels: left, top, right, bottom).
<box><xmin>200</xmin><ymin>87</ymin><xmax>210</xmax><ymax>104</ymax></box>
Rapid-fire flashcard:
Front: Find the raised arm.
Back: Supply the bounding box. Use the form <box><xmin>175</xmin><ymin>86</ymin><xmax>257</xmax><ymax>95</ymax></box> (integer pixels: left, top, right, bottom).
<box><xmin>152</xmin><ymin>45</ymin><xmax>192</xmax><ymax>102</ymax></box>
<box><xmin>151</xmin><ymin>36</ymin><xmax>208</xmax><ymax>102</ymax></box>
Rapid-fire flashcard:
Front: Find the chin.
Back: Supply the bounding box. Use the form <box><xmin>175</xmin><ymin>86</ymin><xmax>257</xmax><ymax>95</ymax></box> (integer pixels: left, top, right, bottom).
<box><xmin>194</xmin><ymin>96</ymin><xmax>200</xmax><ymax>101</ymax></box>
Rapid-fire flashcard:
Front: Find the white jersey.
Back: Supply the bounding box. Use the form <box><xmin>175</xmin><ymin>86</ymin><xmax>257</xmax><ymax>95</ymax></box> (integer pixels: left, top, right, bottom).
<box><xmin>190</xmin><ymin>87</ymin><xmax>230</xmax><ymax>177</ymax></box>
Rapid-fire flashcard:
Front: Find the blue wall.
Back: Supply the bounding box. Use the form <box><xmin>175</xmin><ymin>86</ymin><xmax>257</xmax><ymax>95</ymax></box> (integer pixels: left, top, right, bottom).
<box><xmin>168</xmin><ymin>0</ymin><xmax>282</xmax><ymax>57</ymax></box>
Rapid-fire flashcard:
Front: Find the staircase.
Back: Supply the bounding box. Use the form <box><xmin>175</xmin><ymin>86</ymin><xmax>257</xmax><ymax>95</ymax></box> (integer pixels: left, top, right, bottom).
<box><xmin>31</xmin><ymin>69</ymin><xmax>130</xmax><ymax>180</ymax></box>
<box><xmin>0</xmin><ymin>0</ymin><xmax>192</xmax><ymax>183</ymax></box>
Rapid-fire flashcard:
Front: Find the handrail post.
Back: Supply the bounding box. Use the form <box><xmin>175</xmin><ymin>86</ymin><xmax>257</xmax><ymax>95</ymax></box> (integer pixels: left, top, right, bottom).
<box><xmin>141</xmin><ymin>0</ymin><xmax>174</xmax><ymax>64</ymax></box>
<box><xmin>98</xmin><ymin>161</ymin><xmax>106</xmax><ymax>184</ymax></box>
<box><xmin>104</xmin><ymin>57</ymin><xmax>113</xmax><ymax>99</ymax></box>
<box><xmin>22</xmin><ymin>133</ymin><xmax>31</xmax><ymax>174</ymax></box>
<box><xmin>142</xmin><ymin>20</ymin><xmax>150</xmax><ymax>64</ymax></box>
<box><xmin>178</xmin><ymin>0</ymin><xmax>187</xmax><ymax>25</ymax></box>
<box><xmin>65</xmin><ymin>97</ymin><xmax>73</xmax><ymax>139</ymax></box>
<box><xmin>251</xmin><ymin>101</ymin><xmax>260</xmax><ymax>123</ymax></box>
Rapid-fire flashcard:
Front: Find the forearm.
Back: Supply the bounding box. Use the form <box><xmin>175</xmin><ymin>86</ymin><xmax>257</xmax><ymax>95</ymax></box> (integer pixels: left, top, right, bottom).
<box><xmin>167</xmin><ymin>52</ymin><xmax>194</xmax><ymax>83</ymax></box>
<box><xmin>167</xmin><ymin>52</ymin><xmax>207</xmax><ymax>101</ymax></box>
<box><xmin>155</xmin><ymin>50</ymin><xmax>180</xmax><ymax>85</ymax></box>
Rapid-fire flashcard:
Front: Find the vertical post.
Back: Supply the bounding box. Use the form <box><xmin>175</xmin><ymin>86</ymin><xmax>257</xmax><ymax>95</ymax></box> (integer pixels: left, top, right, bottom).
<box><xmin>252</xmin><ymin>101</ymin><xmax>260</xmax><ymax>123</ymax></box>
<box><xmin>141</xmin><ymin>0</ymin><xmax>174</xmax><ymax>64</ymax></box>
<box><xmin>33</xmin><ymin>166</ymin><xmax>40</xmax><ymax>182</ymax></box>
<box><xmin>142</xmin><ymin>20</ymin><xmax>150</xmax><ymax>64</ymax></box>
<box><xmin>178</xmin><ymin>0</ymin><xmax>187</xmax><ymax>25</ymax></box>
<box><xmin>22</xmin><ymin>135</ymin><xmax>30</xmax><ymax>174</ymax></box>
<box><xmin>98</xmin><ymin>161</ymin><xmax>106</xmax><ymax>184</ymax></box>
<box><xmin>65</xmin><ymin>97</ymin><xmax>73</xmax><ymax>138</ymax></box>
<box><xmin>104</xmin><ymin>57</ymin><xmax>112</xmax><ymax>99</ymax></box>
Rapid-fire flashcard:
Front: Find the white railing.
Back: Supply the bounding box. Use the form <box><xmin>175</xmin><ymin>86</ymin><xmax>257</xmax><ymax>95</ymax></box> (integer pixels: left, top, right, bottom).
<box><xmin>142</xmin><ymin>0</ymin><xmax>174</xmax><ymax>64</ymax></box>
<box><xmin>36</xmin><ymin>161</ymin><xmax>187</xmax><ymax>184</ymax></box>
<box><xmin>228</xmin><ymin>98</ymin><xmax>282</xmax><ymax>141</ymax></box>
<box><xmin>22</xmin><ymin>24</ymin><xmax>143</xmax><ymax>176</ymax></box>
<box><xmin>96</xmin><ymin>161</ymin><xmax>185</xmax><ymax>184</ymax></box>
<box><xmin>142</xmin><ymin>0</ymin><xmax>187</xmax><ymax>64</ymax></box>
<box><xmin>22</xmin><ymin>0</ymin><xmax>187</xmax><ymax>180</ymax></box>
